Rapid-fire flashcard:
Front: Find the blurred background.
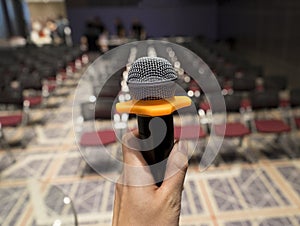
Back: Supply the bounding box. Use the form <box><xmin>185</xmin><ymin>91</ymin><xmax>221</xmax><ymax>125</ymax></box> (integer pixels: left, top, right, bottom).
<box><xmin>0</xmin><ymin>0</ymin><xmax>300</xmax><ymax>226</ymax></box>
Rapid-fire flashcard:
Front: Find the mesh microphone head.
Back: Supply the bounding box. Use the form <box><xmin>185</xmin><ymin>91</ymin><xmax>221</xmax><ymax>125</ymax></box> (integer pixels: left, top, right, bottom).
<box><xmin>127</xmin><ymin>57</ymin><xmax>177</xmax><ymax>100</ymax></box>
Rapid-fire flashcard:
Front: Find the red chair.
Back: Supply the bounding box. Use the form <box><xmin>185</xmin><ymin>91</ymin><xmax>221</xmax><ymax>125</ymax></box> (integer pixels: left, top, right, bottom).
<box><xmin>79</xmin><ymin>128</ymin><xmax>117</xmax><ymax>177</ymax></box>
<box><xmin>0</xmin><ymin>85</ymin><xmax>28</xmax><ymax>146</ymax></box>
<box><xmin>250</xmin><ymin>90</ymin><xmax>295</xmax><ymax>158</ymax></box>
<box><xmin>24</xmin><ymin>96</ymin><xmax>43</xmax><ymax>107</ymax></box>
<box><xmin>0</xmin><ymin>115</ymin><xmax>23</xmax><ymax>127</ymax></box>
<box><xmin>287</xmin><ymin>88</ymin><xmax>300</xmax><ymax>153</ymax></box>
<box><xmin>174</xmin><ymin>124</ymin><xmax>206</xmax><ymax>164</ymax></box>
<box><xmin>0</xmin><ymin>115</ymin><xmax>22</xmax><ymax>164</ymax></box>
<box><xmin>79</xmin><ymin>98</ymin><xmax>118</xmax><ymax>176</ymax></box>
<box><xmin>79</xmin><ymin>130</ymin><xmax>116</xmax><ymax>147</ymax></box>
<box><xmin>290</xmin><ymin>88</ymin><xmax>300</xmax><ymax>129</ymax></box>
<box><xmin>205</xmin><ymin>93</ymin><xmax>254</xmax><ymax>165</ymax></box>
<box><xmin>174</xmin><ymin>125</ymin><xmax>206</xmax><ymax>140</ymax></box>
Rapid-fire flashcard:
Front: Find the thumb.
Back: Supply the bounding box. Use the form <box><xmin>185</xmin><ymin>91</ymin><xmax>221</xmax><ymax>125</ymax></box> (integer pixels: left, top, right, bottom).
<box><xmin>161</xmin><ymin>141</ymin><xmax>188</xmax><ymax>191</ymax></box>
<box><xmin>122</xmin><ymin>130</ymin><xmax>147</xmax><ymax>167</ymax></box>
<box><xmin>119</xmin><ymin>130</ymin><xmax>155</xmax><ymax>186</ymax></box>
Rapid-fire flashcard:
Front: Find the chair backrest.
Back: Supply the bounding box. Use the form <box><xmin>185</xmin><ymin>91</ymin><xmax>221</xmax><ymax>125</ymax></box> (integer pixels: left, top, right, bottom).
<box><xmin>222</xmin><ymin>63</ymin><xmax>237</xmax><ymax>79</ymax></box>
<box><xmin>2</xmin><ymin>73</ymin><xmax>12</xmax><ymax>88</ymax></box>
<box><xmin>232</xmin><ymin>77</ymin><xmax>256</xmax><ymax>92</ymax></box>
<box><xmin>36</xmin><ymin>64</ymin><xmax>56</xmax><ymax>79</ymax></box>
<box><xmin>250</xmin><ymin>90</ymin><xmax>279</xmax><ymax>110</ymax></box>
<box><xmin>0</xmin><ymin>85</ymin><xmax>24</xmax><ymax>108</ymax></box>
<box><xmin>290</xmin><ymin>88</ymin><xmax>300</xmax><ymax>107</ymax></box>
<box><xmin>81</xmin><ymin>98</ymin><xmax>115</xmax><ymax>121</ymax></box>
<box><xmin>239</xmin><ymin>65</ymin><xmax>263</xmax><ymax>79</ymax></box>
<box><xmin>95</xmin><ymin>84</ymin><xmax>121</xmax><ymax>98</ymax></box>
<box><xmin>224</xmin><ymin>93</ymin><xmax>242</xmax><ymax>112</ymax></box>
<box><xmin>263</xmin><ymin>75</ymin><xmax>287</xmax><ymax>91</ymax></box>
<box><xmin>19</xmin><ymin>72</ymin><xmax>42</xmax><ymax>90</ymax></box>
<box><xmin>204</xmin><ymin>91</ymin><xmax>234</xmax><ymax>113</ymax></box>
<box><xmin>95</xmin><ymin>98</ymin><xmax>115</xmax><ymax>119</ymax></box>
<box><xmin>93</xmin><ymin>68</ymin><xmax>122</xmax><ymax>98</ymax></box>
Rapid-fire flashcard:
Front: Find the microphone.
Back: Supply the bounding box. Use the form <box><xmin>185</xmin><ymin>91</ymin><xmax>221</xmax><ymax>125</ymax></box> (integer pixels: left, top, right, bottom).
<box><xmin>116</xmin><ymin>57</ymin><xmax>191</xmax><ymax>186</ymax></box>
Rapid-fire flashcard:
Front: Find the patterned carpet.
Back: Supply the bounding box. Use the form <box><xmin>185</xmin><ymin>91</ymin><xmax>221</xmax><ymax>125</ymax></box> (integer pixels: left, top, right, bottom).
<box><xmin>1</xmin><ymin>67</ymin><xmax>300</xmax><ymax>226</ymax></box>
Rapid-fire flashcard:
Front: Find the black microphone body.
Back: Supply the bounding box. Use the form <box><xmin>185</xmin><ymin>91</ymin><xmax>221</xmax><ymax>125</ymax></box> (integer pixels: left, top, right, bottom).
<box><xmin>137</xmin><ymin>114</ymin><xmax>174</xmax><ymax>186</ymax></box>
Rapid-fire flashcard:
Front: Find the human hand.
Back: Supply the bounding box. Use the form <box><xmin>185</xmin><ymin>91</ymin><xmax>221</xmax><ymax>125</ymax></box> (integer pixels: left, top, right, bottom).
<box><xmin>112</xmin><ymin>131</ymin><xmax>188</xmax><ymax>226</ymax></box>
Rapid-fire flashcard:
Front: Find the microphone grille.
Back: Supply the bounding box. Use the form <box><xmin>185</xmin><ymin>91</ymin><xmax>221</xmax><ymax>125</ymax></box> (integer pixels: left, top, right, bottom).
<box><xmin>128</xmin><ymin>57</ymin><xmax>177</xmax><ymax>83</ymax></box>
<box><xmin>127</xmin><ymin>57</ymin><xmax>177</xmax><ymax>100</ymax></box>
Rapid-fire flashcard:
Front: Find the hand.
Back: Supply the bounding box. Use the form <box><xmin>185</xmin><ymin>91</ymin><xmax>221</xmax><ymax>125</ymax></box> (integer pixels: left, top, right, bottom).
<box><xmin>112</xmin><ymin>131</ymin><xmax>188</xmax><ymax>226</ymax></box>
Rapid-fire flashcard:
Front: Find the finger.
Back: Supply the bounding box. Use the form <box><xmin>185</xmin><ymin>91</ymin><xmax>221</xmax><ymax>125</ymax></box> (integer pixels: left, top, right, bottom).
<box><xmin>161</xmin><ymin>141</ymin><xmax>189</xmax><ymax>191</ymax></box>
<box><xmin>120</xmin><ymin>131</ymin><xmax>156</xmax><ymax>186</ymax></box>
<box><xmin>112</xmin><ymin>182</ymin><xmax>122</xmax><ymax>226</ymax></box>
<box><xmin>122</xmin><ymin>130</ymin><xmax>148</xmax><ymax>166</ymax></box>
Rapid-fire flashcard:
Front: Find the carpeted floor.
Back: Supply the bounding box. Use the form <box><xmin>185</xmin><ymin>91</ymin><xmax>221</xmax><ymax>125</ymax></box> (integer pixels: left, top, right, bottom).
<box><xmin>1</xmin><ymin>60</ymin><xmax>300</xmax><ymax>226</ymax></box>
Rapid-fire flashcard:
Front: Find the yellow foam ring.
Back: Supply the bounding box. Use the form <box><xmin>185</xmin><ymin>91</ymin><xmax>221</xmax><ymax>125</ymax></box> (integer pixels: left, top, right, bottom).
<box><xmin>116</xmin><ymin>96</ymin><xmax>192</xmax><ymax>117</ymax></box>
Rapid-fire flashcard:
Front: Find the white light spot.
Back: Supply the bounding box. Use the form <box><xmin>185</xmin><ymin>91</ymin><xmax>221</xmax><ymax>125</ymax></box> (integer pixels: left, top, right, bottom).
<box><xmin>63</xmin><ymin>197</ymin><xmax>71</xmax><ymax>204</ymax></box>
<box><xmin>89</xmin><ymin>95</ymin><xmax>96</xmax><ymax>102</ymax></box>
<box><xmin>184</xmin><ymin>76</ymin><xmax>191</xmax><ymax>83</ymax></box>
<box><xmin>187</xmin><ymin>90</ymin><xmax>194</xmax><ymax>97</ymax></box>
<box><xmin>53</xmin><ymin>219</ymin><xmax>61</xmax><ymax>226</ymax></box>
<box><xmin>194</xmin><ymin>90</ymin><xmax>201</xmax><ymax>97</ymax></box>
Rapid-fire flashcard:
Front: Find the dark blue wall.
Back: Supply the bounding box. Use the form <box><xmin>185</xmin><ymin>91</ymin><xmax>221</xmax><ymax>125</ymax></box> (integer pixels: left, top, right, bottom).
<box><xmin>218</xmin><ymin>0</ymin><xmax>300</xmax><ymax>66</ymax></box>
<box><xmin>67</xmin><ymin>3</ymin><xmax>217</xmax><ymax>43</ymax></box>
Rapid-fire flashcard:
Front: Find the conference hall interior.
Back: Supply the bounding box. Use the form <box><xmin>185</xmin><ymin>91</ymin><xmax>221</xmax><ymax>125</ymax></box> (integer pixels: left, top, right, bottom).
<box><xmin>0</xmin><ymin>0</ymin><xmax>300</xmax><ymax>225</ymax></box>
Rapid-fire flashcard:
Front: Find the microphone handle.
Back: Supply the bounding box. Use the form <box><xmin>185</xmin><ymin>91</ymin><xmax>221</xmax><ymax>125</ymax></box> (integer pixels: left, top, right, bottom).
<box><xmin>137</xmin><ymin>114</ymin><xmax>174</xmax><ymax>186</ymax></box>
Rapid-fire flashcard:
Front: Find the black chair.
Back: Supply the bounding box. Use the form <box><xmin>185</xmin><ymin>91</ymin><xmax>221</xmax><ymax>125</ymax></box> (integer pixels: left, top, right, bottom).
<box><xmin>0</xmin><ymin>85</ymin><xmax>26</xmax><ymax>165</ymax></box>
<box><xmin>290</xmin><ymin>88</ymin><xmax>300</xmax><ymax>129</ymax></box>
<box><xmin>20</xmin><ymin>72</ymin><xmax>44</xmax><ymax>108</ymax></box>
<box><xmin>0</xmin><ymin>85</ymin><xmax>24</xmax><ymax>109</ymax></box>
<box><xmin>79</xmin><ymin>97</ymin><xmax>118</xmax><ymax>177</ymax></box>
<box><xmin>207</xmin><ymin>93</ymin><xmax>253</xmax><ymax>165</ymax></box>
<box><xmin>220</xmin><ymin>62</ymin><xmax>237</xmax><ymax>80</ymax></box>
<box><xmin>237</xmin><ymin>65</ymin><xmax>263</xmax><ymax>79</ymax></box>
<box><xmin>250</xmin><ymin>90</ymin><xmax>296</xmax><ymax>158</ymax></box>
<box><xmin>93</xmin><ymin>68</ymin><xmax>122</xmax><ymax>98</ymax></box>
<box><xmin>263</xmin><ymin>75</ymin><xmax>287</xmax><ymax>91</ymax></box>
<box><xmin>81</xmin><ymin>98</ymin><xmax>116</xmax><ymax>121</ymax></box>
<box><xmin>232</xmin><ymin>77</ymin><xmax>256</xmax><ymax>93</ymax></box>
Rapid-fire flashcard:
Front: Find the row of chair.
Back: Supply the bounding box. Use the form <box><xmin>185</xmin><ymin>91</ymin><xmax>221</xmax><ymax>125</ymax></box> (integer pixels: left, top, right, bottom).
<box><xmin>185</xmin><ymin>74</ymin><xmax>288</xmax><ymax>95</ymax></box>
<box><xmin>207</xmin><ymin>90</ymin><xmax>299</xmax><ymax>163</ymax></box>
<box><xmin>77</xmin><ymin>39</ymin><xmax>299</xmax><ymax>175</ymax></box>
<box><xmin>77</xmin><ymin>44</ymin><xmax>148</xmax><ymax>176</ymax></box>
<box><xmin>183</xmin><ymin>39</ymin><xmax>288</xmax><ymax>94</ymax></box>
<box><xmin>1</xmin><ymin>45</ymin><xmax>83</xmax><ymax>90</ymax></box>
<box><xmin>181</xmin><ymin>39</ymin><xmax>299</xmax><ymax>163</ymax></box>
<box><xmin>0</xmin><ymin>44</ymin><xmax>87</xmax><ymax>166</ymax></box>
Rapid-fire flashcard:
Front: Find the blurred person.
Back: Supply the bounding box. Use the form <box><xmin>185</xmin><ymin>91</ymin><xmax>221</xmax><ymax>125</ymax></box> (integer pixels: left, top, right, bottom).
<box><xmin>112</xmin><ymin>131</ymin><xmax>188</xmax><ymax>226</ymax></box>
<box><xmin>30</xmin><ymin>20</ymin><xmax>52</xmax><ymax>46</ymax></box>
<box><xmin>98</xmin><ymin>30</ymin><xmax>109</xmax><ymax>53</ymax></box>
<box><xmin>82</xmin><ymin>20</ymin><xmax>99</xmax><ymax>51</ymax></box>
<box><xmin>114</xmin><ymin>17</ymin><xmax>126</xmax><ymax>38</ymax></box>
<box><xmin>46</xmin><ymin>19</ymin><xmax>61</xmax><ymax>45</ymax></box>
<box><xmin>30</xmin><ymin>20</ymin><xmax>42</xmax><ymax>44</ymax></box>
<box><xmin>93</xmin><ymin>16</ymin><xmax>106</xmax><ymax>35</ymax></box>
<box><xmin>55</xmin><ymin>15</ymin><xmax>70</xmax><ymax>44</ymax></box>
<box><xmin>80</xmin><ymin>36</ymin><xmax>88</xmax><ymax>52</ymax></box>
<box><xmin>131</xmin><ymin>18</ymin><xmax>146</xmax><ymax>40</ymax></box>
